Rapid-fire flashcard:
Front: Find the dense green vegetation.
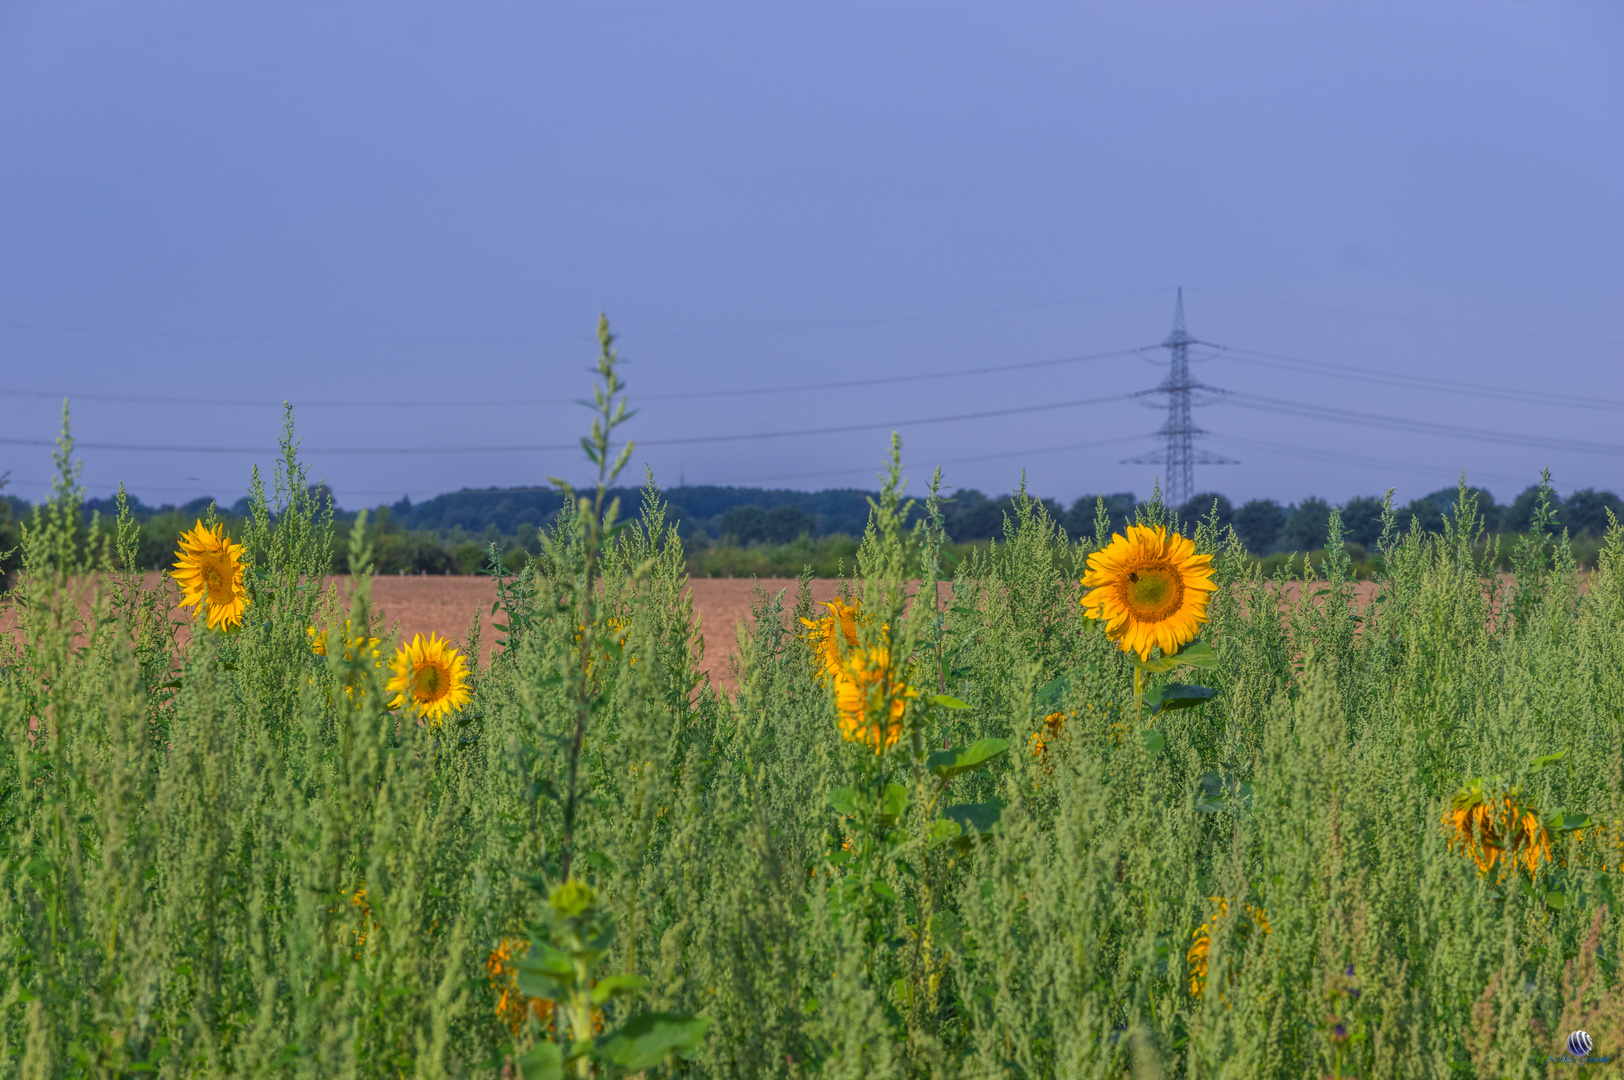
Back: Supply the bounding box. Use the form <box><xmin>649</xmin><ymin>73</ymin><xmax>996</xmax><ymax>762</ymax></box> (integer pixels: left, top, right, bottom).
<box><xmin>4</xmin><ymin>334</ymin><xmax>1623</xmax><ymax>1077</ymax></box>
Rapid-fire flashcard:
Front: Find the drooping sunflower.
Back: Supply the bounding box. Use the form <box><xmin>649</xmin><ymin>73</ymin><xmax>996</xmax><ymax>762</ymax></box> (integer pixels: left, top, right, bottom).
<box><xmin>832</xmin><ymin>645</ymin><xmax>915</xmax><ymax>754</ymax></box>
<box><xmin>1081</xmin><ymin>525</ymin><xmax>1216</xmax><ymax>660</ymax></box>
<box><xmin>800</xmin><ymin>597</ymin><xmax>864</xmax><ymax>682</ymax></box>
<box><xmin>171</xmin><ymin>519</ymin><xmax>251</xmax><ymax>631</ymax></box>
<box><xmin>386</xmin><ymin>632</ymin><xmax>471</xmax><ymax>724</ymax></box>
<box><xmin>487</xmin><ymin>937</ymin><xmax>554</xmax><ymax>1036</ymax></box>
<box><xmin>1187</xmin><ymin>896</ymin><xmax>1272</xmax><ymax>997</ymax></box>
<box><xmin>1443</xmin><ymin>778</ymin><xmax>1551</xmax><ymax>877</ymax></box>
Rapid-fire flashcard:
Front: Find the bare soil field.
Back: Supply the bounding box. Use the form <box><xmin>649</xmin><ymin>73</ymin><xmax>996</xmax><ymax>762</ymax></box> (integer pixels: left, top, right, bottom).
<box><xmin>7</xmin><ymin>572</ymin><xmax>1569</xmax><ymax>694</ymax></box>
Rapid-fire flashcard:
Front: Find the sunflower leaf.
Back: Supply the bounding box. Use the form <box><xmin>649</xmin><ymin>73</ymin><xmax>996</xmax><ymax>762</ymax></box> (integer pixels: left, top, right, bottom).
<box><xmin>827</xmin><ymin>787</ymin><xmax>860</xmax><ymax>817</ymax></box>
<box><xmin>927</xmin><ymin>738</ymin><xmax>1010</xmax><ymax>782</ymax></box>
<box><xmin>592</xmin><ymin>1013</ymin><xmax>711</xmax><ymax>1072</ymax></box>
<box><xmin>1134</xmin><ymin>640</ymin><xmax>1218</xmax><ymax>674</ymax></box>
<box><xmin>1144</xmin><ymin>683</ymin><xmax>1218</xmax><ymax>716</ymax></box>
<box><xmin>877</xmin><ymin>783</ymin><xmax>908</xmax><ymax>827</ymax></box>
<box><xmin>926</xmin><ymin>818</ymin><xmax>962</xmax><ymax>850</ymax></box>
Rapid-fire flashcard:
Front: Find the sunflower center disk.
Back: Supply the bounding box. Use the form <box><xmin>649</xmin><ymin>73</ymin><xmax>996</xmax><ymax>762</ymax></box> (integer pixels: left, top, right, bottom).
<box><xmin>415</xmin><ymin>664</ymin><xmax>445</xmax><ymax>701</ymax></box>
<box><xmin>1121</xmin><ymin>565</ymin><xmax>1183</xmax><ymax>622</ymax></box>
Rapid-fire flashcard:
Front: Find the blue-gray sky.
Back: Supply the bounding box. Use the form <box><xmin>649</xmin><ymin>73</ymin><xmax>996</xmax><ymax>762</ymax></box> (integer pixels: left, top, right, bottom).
<box><xmin>2</xmin><ymin>1</ymin><xmax>1621</xmax><ymax>511</ymax></box>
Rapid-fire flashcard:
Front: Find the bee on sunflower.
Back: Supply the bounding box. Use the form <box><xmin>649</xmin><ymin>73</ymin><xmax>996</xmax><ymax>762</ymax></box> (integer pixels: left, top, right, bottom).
<box><xmin>385</xmin><ymin>632</ymin><xmax>472</xmax><ymax>725</ymax></box>
<box><xmin>1080</xmin><ymin>524</ymin><xmax>1216</xmax><ymax>661</ymax></box>
<box><xmin>171</xmin><ymin>519</ymin><xmax>251</xmax><ymax>631</ymax></box>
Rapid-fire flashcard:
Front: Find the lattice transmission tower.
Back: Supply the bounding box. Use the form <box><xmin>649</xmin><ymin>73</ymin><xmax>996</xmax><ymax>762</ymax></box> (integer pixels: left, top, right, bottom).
<box><xmin>1121</xmin><ymin>289</ymin><xmax>1236</xmax><ymax>507</ymax></box>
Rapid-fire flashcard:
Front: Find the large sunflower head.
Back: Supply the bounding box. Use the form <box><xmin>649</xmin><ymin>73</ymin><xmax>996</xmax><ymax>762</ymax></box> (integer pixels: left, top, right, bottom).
<box><xmin>386</xmin><ymin>632</ymin><xmax>471</xmax><ymax>725</ymax></box>
<box><xmin>1081</xmin><ymin>525</ymin><xmax>1216</xmax><ymax>660</ymax></box>
<box><xmin>171</xmin><ymin>519</ymin><xmax>251</xmax><ymax>631</ymax></box>
<box><xmin>831</xmin><ymin>645</ymin><xmax>916</xmax><ymax>754</ymax></box>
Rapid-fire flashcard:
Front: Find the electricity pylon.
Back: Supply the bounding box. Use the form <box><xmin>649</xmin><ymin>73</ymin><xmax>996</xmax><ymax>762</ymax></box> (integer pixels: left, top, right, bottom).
<box><xmin>1121</xmin><ymin>288</ymin><xmax>1236</xmax><ymax>508</ymax></box>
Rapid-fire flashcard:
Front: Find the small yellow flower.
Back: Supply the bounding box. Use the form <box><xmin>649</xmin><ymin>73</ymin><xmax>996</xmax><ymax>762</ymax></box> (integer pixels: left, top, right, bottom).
<box><xmin>171</xmin><ymin>519</ymin><xmax>250</xmax><ymax>631</ymax></box>
<box><xmin>832</xmin><ymin>645</ymin><xmax>915</xmax><ymax>754</ymax></box>
<box><xmin>1081</xmin><ymin>525</ymin><xmax>1216</xmax><ymax>660</ymax></box>
<box><xmin>385</xmin><ymin>633</ymin><xmax>471</xmax><ymax>724</ymax></box>
<box><xmin>1030</xmin><ymin>711</ymin><xmax>1069</xmax><ymax>761</ymax></box>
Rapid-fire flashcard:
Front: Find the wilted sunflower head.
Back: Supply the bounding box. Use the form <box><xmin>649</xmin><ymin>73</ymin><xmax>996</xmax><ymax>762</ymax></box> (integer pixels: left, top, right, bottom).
<box><xmin>171</xmin><ymin>519</ymin><xmax>251</xmax><ymax>631</ymax></box>
<box><xmin>385</xmin><ymin>632</ymin><xmax>471</xmax><ymax>724</ymax></box>
<box><xmin>1081</xmin><ymin>525</ymin><xmax>1216</xmax><ymax>660</ymax></box>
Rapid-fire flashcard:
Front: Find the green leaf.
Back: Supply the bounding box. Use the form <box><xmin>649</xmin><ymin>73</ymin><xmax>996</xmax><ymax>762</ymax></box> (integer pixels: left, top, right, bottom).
<box><xmin>516</xmin><ymin>1041</ymin><xmax>563</xmax><ymax>1080</ymax></box>
<box><xmin>871</xmin><ymin>880</ymin><xmax>897</xmax><ymax>902</ymax></box>
<box><xmin>1194</xmin><ymin>769</ymin><xmax>1253</xmax><ymax>814</ymax></box>
<box><xmin>878</xmin><ymin>783</ymin><xmax>908</xmax><ymax>827</ymax></box>
<box><xmin>592</xmin><ymin>974</ymin><xmax>652</xmax><ymax>1005</ymax></box>
<box><xmin>516</xmin><ymin>970</ymin><xmax>566</xmax><ymax>1001</ymax></box>
<box><xmin>1034</xmin><ymin>675</ymin><xmax>1070</xmax><ymax>711</ymax></box>
<box><xmin>944</xmin><ymin>800</ymin><xmax>1003</xmax><ymax>837</ymax></box>
<box><xmin>1142</xmin><ymin>730</ymin><xmax>1166</xmax><ymax>756</ymax></box>
<box><xmin>926</xmin><ymin>818</ymin><xmax>962</xmax><ymax>851</ymax></box>
<box><xmin>928</xmin><ymin>694</ymin><xmax>970</xmax><ymax>710</ymax></box>
<box><xmin>1545</xmin><ymin>810</ymin><xmax>1592</xmax><ymax>833</ymax></box>
<box><xmin>1544</xmin><ymin>890</ymin><xmax>1567</xmax><ymax>910</ymax></box>
<box><xmin>516</xmin><ymin>942</ymin><xmax>573</xmax><ymax>979</ymax></box>
<box><xmin>583</xmin><ymin>850</ymin><xmax>618</xmax><ymax>874</ymax></box>
<box><xmin>927</xmin><ymin>738</ymin><xmax>1011</xmax><ymax>782</ymax></box>
<box><xmin>1143</xmin><ymin>683</ymin><xmax>1217</xmax><ymax>715</ymax></box>
<box><xmin>1527</xmin><ymin>751</ymin><xmax>1566</xmax><ymax>773</ymax></box>
<box><xmin>593</xmin><ymin>1012</ymin><xmax>712</xmax><ymax>1071</ymax></box>
<box><xmin>827</xmin><ymin>787</ymin><xmax>860</xmax><ymax>817</ymax></box>
<box><xmin>1133</xmin><ymin>639</ymin><xmax>1218</xmax><ymax>674</ymax></box>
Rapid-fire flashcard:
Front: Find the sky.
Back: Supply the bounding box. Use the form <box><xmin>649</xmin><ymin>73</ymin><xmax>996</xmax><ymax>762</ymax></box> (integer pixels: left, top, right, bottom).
<box><xmin>2</xmin><ymin>1</ymin><xmax>1621</xmax><ymax>513</ymax></box>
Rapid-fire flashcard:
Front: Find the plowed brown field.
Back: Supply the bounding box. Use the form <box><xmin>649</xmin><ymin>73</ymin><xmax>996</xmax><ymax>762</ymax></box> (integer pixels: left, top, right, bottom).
<box><xmin>10</xmin><ymin>574</ymin><xmax>1493</xmax><ymax>694</ymax></box>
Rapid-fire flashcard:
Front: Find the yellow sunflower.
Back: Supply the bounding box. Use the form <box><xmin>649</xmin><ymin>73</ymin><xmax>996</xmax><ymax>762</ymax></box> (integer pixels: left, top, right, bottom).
<box><xmin>1081</xmin><ymin>525</ymin><xmax>1216</xmax><ymax>660</ymax></box>
<box><xmin>800</xmin><ymin>598</ymin><xmax>864</xmax><ymax>682</ymax></box>
<box><xmin>171</xmin><ymin>519</ymin><xmax>251</xmax><ymax>631</ymax></box>
<box><xmin>832</xmin><ymin>645</ymin><xmax>915</xmax><ymax>754</ymax></box>
<box><xmin>308</xmin><ymin>621</ymin><xmax>383</xmax><ymax>699</ymax></box>
<box><xmin>386</xmin><ymin>633</ymin><xmax>471</xmax><ymax>724</ymax></box>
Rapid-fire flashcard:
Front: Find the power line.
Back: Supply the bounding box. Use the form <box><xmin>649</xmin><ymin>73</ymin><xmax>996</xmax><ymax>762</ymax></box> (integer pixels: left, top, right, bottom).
<box><xmin>0</xmin><ymin>391</ymin><xmax>1142</xmax><ymax>456</ymax></box>
<box><xmin>1223</xmin><ymin>391</ymin><xmax>1624</xmax><ymax>457</ymax></box>
<box><xmin>1183</xmin><ymin>286</ymin><xmax>1624</xmax><ymax>347</ymax></box>
<box><xmin>1205</xmin><ymin>434</ymin><xmax>1533</xmax><ymax>489</ymax></box>
<box><xmin>0</xmin><ymin>347</ymin><xmax>1141</xmax><ymax>410</ymax></box>
<box><xmin>714</xmin><ymin>433</ymin><xmax>1149</xmax><ymax>487</ymax></box>
<box><xmin>0</xmin><ymin>287</ymin><xmax>1173</xmax><ymax>345</ymax></box>
<box><xmin>1215</xmin><ymin>344</ymin><xmax>1624</xmax><ymax>413</ymax></box>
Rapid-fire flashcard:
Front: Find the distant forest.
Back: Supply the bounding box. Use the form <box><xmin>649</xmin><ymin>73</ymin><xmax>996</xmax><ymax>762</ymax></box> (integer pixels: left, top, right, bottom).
<box><xmin>3</xmin><ymin>478</ymin><xmax>1619</xmax><ymax>581</ymax></box>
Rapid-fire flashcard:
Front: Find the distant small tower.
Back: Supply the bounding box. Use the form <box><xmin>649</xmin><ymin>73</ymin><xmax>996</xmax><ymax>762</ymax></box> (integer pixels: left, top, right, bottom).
<box><xmin>1122</xmin><ymin>289</ymin><xmax>1236</xmax><ymax>507</ymax></box>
